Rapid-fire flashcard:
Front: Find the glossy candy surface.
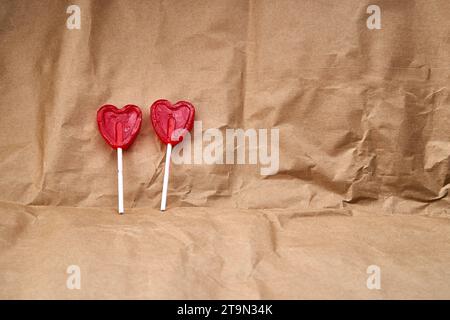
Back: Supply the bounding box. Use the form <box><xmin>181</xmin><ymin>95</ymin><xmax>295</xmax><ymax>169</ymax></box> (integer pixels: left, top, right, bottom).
<box><xmin>97</xmin><ymin>104</ymin><xmax>142</xmax><ymax>149</ymax></box>
<box><xmin>150</xmin><ymin>99</ymin><xmax>195</xmax><ymax>146</ymax></box>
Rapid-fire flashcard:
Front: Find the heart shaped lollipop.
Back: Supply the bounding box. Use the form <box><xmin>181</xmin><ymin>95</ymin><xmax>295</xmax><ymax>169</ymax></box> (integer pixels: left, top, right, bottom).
<box><xmin>97</xmin><ymin>104</ymin><xmax>142</xmax><ymax>214</ymax></box>
<box><xmin>150</xmin><ymin>99</ymin><xmax>195</xmax><ymax>211</ymax></box>
<box><xmin>97</xmin><ymin>104</ymin><xmax>142</xmax><ymax>149</ymax></box>
<box><xmin>150</xmin><ymin>99</ymin><xmax>195</xmax><ymax>146</ymax></box>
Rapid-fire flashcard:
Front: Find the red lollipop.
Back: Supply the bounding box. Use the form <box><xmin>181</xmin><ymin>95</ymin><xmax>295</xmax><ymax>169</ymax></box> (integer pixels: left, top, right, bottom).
<box><xmin>97</xmin><ymin>104</ymin><xmax>142</xmax><ymax>214</ymax></box>
<box><xmin>150</xmin><ymin>99</ymin><xmax>195</xmax><ymax>211</ymax></box>
<box><xmin>97</xmin><ymin>104</ymin><xmax>142</xmax><ymax>149</ymax></box>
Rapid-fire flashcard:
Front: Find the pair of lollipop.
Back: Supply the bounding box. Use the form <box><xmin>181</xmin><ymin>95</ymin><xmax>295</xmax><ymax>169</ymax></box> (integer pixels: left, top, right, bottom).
<box><xmin>97</xmin><ymin>100</ymin><xmax>195</xmax><ymax>214</ymax></box>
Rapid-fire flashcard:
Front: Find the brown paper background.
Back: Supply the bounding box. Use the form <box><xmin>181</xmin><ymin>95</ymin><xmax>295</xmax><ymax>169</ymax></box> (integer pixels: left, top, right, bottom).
<box><xmin>1</xmin><ymin>0</ymin><xmax>450</xmax><ymax>299</ymax></box>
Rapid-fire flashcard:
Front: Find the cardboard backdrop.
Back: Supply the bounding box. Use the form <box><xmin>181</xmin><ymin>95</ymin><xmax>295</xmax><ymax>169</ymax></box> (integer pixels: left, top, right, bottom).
<box><xmin>1</xmin><ymin>0</ymin><xmax>450</xmax><ymax>299</ymax></box>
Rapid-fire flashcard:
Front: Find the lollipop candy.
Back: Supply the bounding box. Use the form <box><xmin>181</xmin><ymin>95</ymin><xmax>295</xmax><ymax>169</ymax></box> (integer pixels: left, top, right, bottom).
<box><xmin>150</xmin><ymin>99</ymin><xmax>195</xmax><ymax>211</ymax></box>
<box><xmin>97</xmin><ymin>104</ymin><xmax>142</xmax><ymax>214</ymax></box>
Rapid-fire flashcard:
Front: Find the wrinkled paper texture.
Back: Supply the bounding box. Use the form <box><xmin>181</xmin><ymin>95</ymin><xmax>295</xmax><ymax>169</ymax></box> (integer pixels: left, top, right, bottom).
<box><xmin>1</xmin><ymin>0</ymin><xmax>450</xmax><ymax>299</ymax></box>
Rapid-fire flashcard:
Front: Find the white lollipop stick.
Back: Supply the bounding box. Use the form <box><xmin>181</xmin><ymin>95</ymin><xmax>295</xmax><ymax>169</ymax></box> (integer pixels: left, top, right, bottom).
<box><xmin>160</xmin><ymin>143</ymin><xmax>172</xmax><ymax>211</ymax></box>
<box><xmin>117</xmin><ymin>147</ymin><xmax>124</xmax><ymax>214</ymax></box>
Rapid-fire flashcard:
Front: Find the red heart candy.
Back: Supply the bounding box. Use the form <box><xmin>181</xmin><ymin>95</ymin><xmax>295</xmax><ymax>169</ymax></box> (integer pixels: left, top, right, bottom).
<box><xmin>150</xmin><ymin>99</ymin><xmax>195</xmax><ymax>146</ymax></box>
<box><xmin>97</xmin><ymin>104</ymin><xmax>142</xmax><ymax>149</ymax></box>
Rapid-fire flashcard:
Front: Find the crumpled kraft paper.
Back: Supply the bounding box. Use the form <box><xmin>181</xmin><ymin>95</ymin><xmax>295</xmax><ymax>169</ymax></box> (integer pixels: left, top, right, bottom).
<box><xmin>1</xmin><ymin>0</ymin><xmax>450</xmax><ymax>299</ymax></box>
